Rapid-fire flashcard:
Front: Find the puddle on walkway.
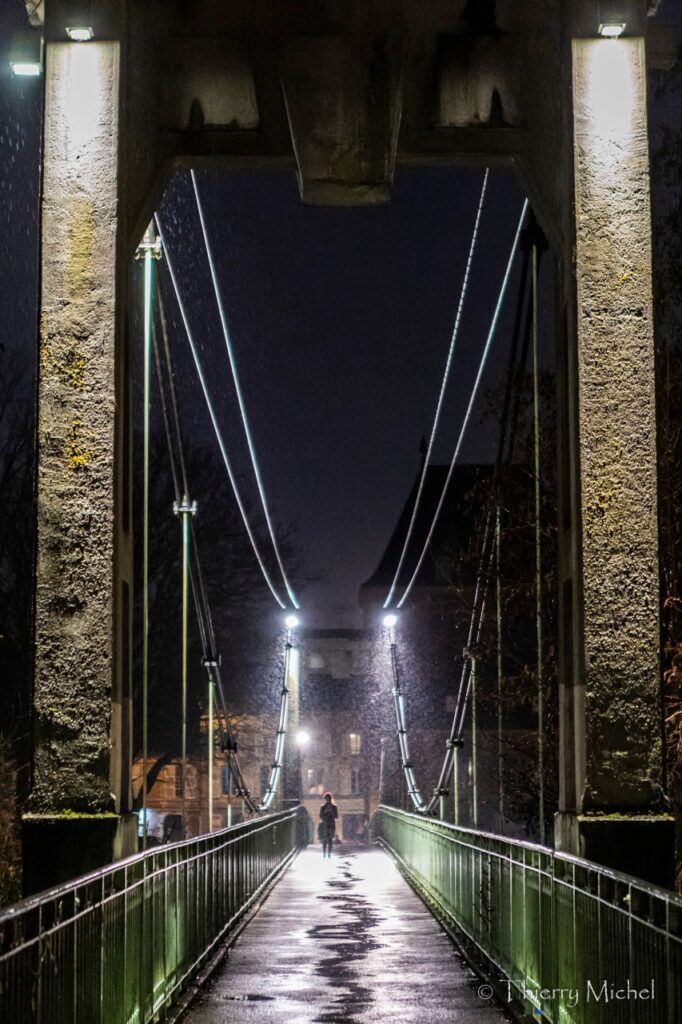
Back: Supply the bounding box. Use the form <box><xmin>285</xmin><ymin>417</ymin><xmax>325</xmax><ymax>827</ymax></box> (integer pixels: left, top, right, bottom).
<box><xmin>308</xmin><ymin>858</ymin><xmax>386</xmax><ymax>1024</ymax></box>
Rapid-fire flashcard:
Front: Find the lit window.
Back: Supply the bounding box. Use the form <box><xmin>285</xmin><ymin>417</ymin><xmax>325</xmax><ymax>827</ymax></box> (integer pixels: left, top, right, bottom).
<box><xmin>349</xmin><ymin>732</ymin><xmax>362</xmax><ymax>756</ymax></box>
<box><xmin>309</xmin><ymin>653</ymin><xmax>324</xmax><ymax>669</ymax></box>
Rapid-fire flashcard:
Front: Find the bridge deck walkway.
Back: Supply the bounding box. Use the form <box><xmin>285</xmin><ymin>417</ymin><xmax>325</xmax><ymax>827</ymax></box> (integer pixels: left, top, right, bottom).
<box><xmin>184</xmin><ymin>847</ymin><xmax>507</xmax><ymax>1024</ymax></box>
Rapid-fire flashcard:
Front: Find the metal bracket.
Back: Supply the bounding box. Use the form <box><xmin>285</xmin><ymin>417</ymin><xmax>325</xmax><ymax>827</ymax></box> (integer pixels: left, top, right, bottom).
<box><xmin>173</xmin><ymin>497</ymin><xmax>197</xmax><ymax>517</ymax></box>
<box><xmin>134</xmin><ymin>234</ymin><xmax>162</xmax><ymax>261</ymax></box>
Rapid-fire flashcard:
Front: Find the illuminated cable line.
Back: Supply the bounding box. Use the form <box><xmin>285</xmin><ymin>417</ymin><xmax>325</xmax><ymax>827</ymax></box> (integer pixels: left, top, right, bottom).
<box><xmin>258</xmin><ymin>634</ymin><xmax>294</xmax><ymax>811</ymax></box>
<box><xmin>395</xmin><ymin>199</ymin><xmax>529</xmax><ymax>610</ymax></box>
<box><xmin>384</xmin><ymin>168</ymin><xmax>490</xmax><ymax>609</ymax></box>
<box><xmin>384</xmin><ymin>211</ymin><xmax>535</xmax><ymax>815</ymax></box>
<box><xmin>386</xmin><ymin>527</ymin><xmax>495</xmax><ymax>815</ymax></box>
<box><xmin>191</xmin><ymin>170</ymin><xmax>300</xmax><ymax>611</ymax></box>
<box><xmin>155</xmin><ymin>216</ymin><xmax>288</xmax><ymax>610</ymax></box>
<box><xmin>152</xmin><ymin>302</ymin><xmax>261</xmax><ymax>815</ymax></box>
<box><xmin>432</xmin><ymin>231</ymin><xmax>543</xmax><ymax>816</ymax></box>
<box><xmin>153</xmin><ymin>288</ymin><xmax>294</xmax><ymax>816</ymax></box>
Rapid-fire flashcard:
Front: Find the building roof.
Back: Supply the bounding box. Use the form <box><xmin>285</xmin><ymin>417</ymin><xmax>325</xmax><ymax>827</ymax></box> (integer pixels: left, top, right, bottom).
<box><xmin>360</xmin><ymin>463</ymin><xmax>492</xmax><ymax>598</ymax></box>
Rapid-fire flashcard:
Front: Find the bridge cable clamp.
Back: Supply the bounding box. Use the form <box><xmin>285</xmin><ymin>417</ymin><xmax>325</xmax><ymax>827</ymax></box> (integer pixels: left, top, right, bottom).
<box><xmin>173</xmin><ymin>496</ymin><xmax>197</xmax><ymax>517</ymax></box>
<box><xmin>134</xmin><ymin>234</ymin><xmax>163</xmax><ymax>261</ymax></box>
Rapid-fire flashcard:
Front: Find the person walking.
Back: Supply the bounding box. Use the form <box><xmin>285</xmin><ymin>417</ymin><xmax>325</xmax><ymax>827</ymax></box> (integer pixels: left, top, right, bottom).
<box><xmin>318</xmin><ymin>791</ymin><xmax>338</xmax><ymax>858</ymax></box>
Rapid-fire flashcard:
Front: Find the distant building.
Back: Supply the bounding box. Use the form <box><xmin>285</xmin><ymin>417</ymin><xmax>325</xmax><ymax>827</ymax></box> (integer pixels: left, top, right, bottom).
<box><xmin>131</xmin><ymin>712</ymin><xmax>279</xmax><ymax>840</ymax></box>
<box><xmin>131</xmin><ymin>633</ymin><xmax>384</xmax><ymax>845</ymax></box>
<box><xmin>298</xmin><ymin>629</ymin><xmax>381</xmax><ymax>842</ymax></box>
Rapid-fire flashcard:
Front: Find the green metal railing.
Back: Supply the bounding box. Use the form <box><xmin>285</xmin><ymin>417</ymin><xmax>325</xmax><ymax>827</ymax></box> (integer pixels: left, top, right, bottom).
<box><xmin>0</xmin><ymin>808</ymin><xmax>306</xmax><ymax>1024</ymax></box>
<box><xmin>374</xmin><ymin>806</ymin><xmax>682</xmax><ymax>1024</ymax></box>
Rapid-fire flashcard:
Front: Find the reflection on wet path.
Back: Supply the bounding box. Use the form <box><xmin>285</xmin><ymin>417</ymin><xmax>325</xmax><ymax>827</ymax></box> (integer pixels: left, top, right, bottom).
<box><xmin>185</xmin><ymin>848</ymin><xmax>508</xmax><ymax>1024</ymax></box>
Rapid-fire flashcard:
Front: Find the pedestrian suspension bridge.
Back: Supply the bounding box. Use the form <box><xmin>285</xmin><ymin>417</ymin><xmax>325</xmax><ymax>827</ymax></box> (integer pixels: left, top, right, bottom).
<box><xmin>7</xmin><ymin>4</ymin><xmax>682</xmax><ymax>1022</ymax></box>
<box><xmin>1</xmin><ymin>805</ymin><xmax>681</xmax><ymax>1024</ymax></box>
<box><xmin>4</xmin><ymin>103</ymin><xmax>681</xmax><ymax>1024</ymax></box>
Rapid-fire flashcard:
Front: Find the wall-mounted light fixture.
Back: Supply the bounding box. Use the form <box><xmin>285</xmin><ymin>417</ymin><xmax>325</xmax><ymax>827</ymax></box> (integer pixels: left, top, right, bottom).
<box><xmin>599</xmin><ymin>21</ymin><xmax>626</xmax><ymax>37</ymax></box>
<box><xmin>598</xmin><ymin>2</ymin><xmax>626</xmax><ymax>37</ymax></box>
<box><xmin>9</xmin><ymin>31</ymin><xmax>42</xmax><ymax>77</ymax></box>
<box><xmin>66</xmin><ymin>26</ymin><xmax>94</xmax><ymax>41</ymax></box>
<box><xmin>11</xmin><ymin>61</ymin><xmax>41</xmax><ymax>76</ymax></box>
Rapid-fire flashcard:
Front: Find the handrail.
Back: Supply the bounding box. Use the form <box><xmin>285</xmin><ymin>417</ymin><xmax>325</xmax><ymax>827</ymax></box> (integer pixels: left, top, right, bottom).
<box><xmin>374</xmin><ymin>805</ymin><xmax>682</xmax><ymax>1023</ymax></box>
<box><xmin>0</xmin><ymin>807</ymin><xmax>307</xmax><ymax>1024</ymax></box>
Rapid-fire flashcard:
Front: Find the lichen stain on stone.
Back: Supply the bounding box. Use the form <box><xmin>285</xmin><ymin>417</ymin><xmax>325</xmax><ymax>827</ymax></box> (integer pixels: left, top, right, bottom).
<box><xmin>40</xmin><ymin>338</ymin><xmax>51</xmax><ymax>374</ymax></box>
<box><xmin>65</xmin><ymin>413</ymin><xmax>95</xmax><ymax>470</ymax></box>
<box><xmin>57</xmin><ymin>349</ymin><xmax>86</xmax><ymax>391</ymax></box>
<box><xmin>65</xmin><ymin>195</ymin><xmax>96</xmax><ymax>301</ymax></box>
<box><xmin>586</xmin><ymin>489</ymin><xmax>613</xmax><ymax>519</ymax></box>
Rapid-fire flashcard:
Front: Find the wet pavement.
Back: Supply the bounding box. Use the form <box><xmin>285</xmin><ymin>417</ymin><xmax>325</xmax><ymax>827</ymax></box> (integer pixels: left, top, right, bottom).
<box><xmin>184</xmin><ymin>847</ymin><xmax>508</xmax><ymax>1024</ymax></box>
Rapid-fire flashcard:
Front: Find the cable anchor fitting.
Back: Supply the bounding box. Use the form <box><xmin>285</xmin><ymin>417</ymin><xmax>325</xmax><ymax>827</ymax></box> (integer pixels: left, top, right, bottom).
<box><xmin>174</xmin><ymin>495</ymin><xmax>197</xmax><ymax>517</ymax></box>
<box><xmin>135</xmin><ymin>227</ymin><xmax>163</xmax><ymax>261</ymax></box>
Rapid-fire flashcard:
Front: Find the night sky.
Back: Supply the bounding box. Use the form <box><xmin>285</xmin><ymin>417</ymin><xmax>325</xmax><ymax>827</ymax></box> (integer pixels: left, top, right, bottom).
<box><xmin>154</xmin><ymin>167</ymin><xmax>550</xmax><ymax>627</ymax></box>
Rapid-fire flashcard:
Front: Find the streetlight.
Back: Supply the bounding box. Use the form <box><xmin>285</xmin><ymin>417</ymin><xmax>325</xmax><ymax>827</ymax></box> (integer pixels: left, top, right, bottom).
<box><xmin>383</xmin><ymin>613</ymin><xmax>398</xmax><ymax>643</ymax></box>
<box><xmin>295</xmin><ymin>730</ymin><xmax>311</xmax><ymax>747</ymax></box>
<box><xmin>285</xmin><ymin>614</ymin><xmax>299</xmax><ymax>630</ymax></box>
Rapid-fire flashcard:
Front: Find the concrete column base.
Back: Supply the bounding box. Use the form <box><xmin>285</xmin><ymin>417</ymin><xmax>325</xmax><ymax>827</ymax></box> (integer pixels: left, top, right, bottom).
<box><xmin>22</xmin><ymin>812</ymin><xmax>138</xmax><ymax>896</ymax></box>
<box><xmin>554</xmin><ymin>812</ymin><xmax>675</xmax><ymax>889</ymax></box>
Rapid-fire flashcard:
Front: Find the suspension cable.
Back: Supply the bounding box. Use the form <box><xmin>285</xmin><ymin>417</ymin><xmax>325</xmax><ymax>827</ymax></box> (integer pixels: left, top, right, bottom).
<box><xmin>191</xmin><ymin>170</ymin><xmax>300</xmax><ymax>610</ymax></box>
<box><xmin>155</xmin><ymin>215</ymin><xmax>289</xmax><ymax>610</ymax></box>
<box><xmin>437</xmin><ymin>235</ymin><xmax>544</xmax><ymax>810</ymax></box>
<box><xmin>394</xmin><ymin>199</ymin><xmax>529</xmax><ymax>610</ymax></box>
<box><xmin>153</xmin><ymin>280</ymin><xmax>294</xmax><ymax>816</ymax></box>
<box><xmin>384</xmin><ymin>169</ymin><xmax>489</xmax><ymax>609</ymax></box>
<box><xmin>152</xmin><ymin>296</ymin><xmax>261</xmax><ymax>813</ymax></box>
<box><xmin>385</xmin><ymin>205</ymin><xmax>535</xmax><ymax>815</ymax></box>
<box><xmin>258</xmin><ymin>634</ymin><xmax>294</xmax><ymax>811</ymax></box>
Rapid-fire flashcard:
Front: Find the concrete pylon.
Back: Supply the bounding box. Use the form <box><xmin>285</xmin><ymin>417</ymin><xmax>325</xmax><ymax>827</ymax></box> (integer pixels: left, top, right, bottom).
<box><xmin>24</xmin><ymin>35</ymin><xmax>136</xmax><ymax>891</ymax></box>
<box><xmin>554</xmin><ymin>27</ymin><xmax>673</xmax><ymax>886</ymax></box>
